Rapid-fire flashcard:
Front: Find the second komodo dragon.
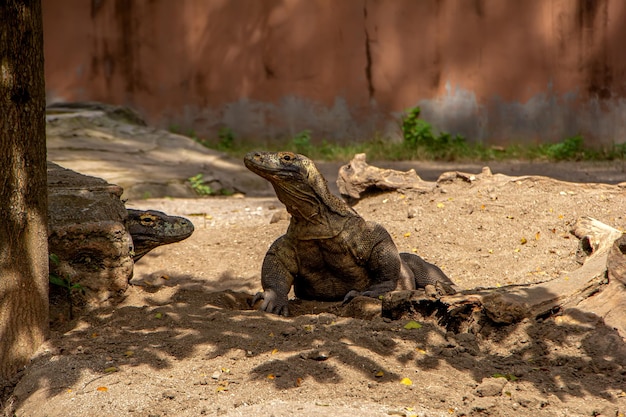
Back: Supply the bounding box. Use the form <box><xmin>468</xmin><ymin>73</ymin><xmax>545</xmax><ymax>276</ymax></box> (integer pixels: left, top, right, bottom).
<box><xmin>126</xmin><ymin>209</ymin><xmax>194</xmax><ymax>262</ymax></box>
<box><xmin>244</xmin><ymin>151</ymin><xmax>455</xmax><ymax>316</ymax></box>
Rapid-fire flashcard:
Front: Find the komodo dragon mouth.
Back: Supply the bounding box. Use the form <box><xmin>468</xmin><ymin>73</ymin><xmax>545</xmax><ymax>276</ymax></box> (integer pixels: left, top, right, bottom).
<box><xmin>243</xmin><ymin>151</ymin><xmax>307</xmax><ymax>181</ymax></box>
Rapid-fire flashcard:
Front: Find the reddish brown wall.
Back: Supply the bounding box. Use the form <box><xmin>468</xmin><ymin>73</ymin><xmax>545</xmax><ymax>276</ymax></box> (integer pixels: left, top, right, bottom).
<box><xmin>42</xmin><ymin>0</ymin><xmax>626</xmax><ymax>145</ymax></box>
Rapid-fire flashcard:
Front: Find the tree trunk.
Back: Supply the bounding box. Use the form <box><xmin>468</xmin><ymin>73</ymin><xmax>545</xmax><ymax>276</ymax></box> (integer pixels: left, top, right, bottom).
<box><xmin>0</xmin><ymin>0</ymin><xmax>48</xmax><ymax>380</ymax></box>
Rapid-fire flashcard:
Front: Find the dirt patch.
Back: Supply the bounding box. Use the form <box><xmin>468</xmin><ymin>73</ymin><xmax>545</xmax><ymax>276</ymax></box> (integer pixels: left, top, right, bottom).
<box><xmin>6</xmin><ymin>164</ymin><xmax>626</xmax><ymax>417</ymax></box>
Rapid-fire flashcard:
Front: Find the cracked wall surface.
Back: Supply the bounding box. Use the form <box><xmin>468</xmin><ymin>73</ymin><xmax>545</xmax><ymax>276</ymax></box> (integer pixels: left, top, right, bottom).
<box><xmin>43</xmin><ymin>0</ymin><xmax>626</xmax><ymax>145</ymax></box>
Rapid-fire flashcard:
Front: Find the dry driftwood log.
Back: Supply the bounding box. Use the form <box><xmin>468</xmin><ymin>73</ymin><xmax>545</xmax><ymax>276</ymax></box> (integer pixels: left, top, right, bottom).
<box><xmin>382</xmin><ymin>215</ymin><xmax>625</xmax><ymax>338</ymax></box>
<box><xmin>337</xmin><ymin>153</ymin><xmax>436</xmax><ymax>200</ymax></box>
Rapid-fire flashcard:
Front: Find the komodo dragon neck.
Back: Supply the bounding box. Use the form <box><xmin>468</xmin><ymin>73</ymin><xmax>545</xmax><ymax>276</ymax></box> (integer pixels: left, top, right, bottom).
<box><xmin>244</xmin><ymin>151</ymin><xmax>358</xmax><ymax>239</ymax></box>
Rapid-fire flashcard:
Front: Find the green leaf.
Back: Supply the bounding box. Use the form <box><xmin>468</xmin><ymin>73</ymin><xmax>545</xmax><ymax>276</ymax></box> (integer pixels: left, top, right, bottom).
<box><xmin>49</xmin><ymin>253</ymin><xmax>60</xmax><ymax>265</ymax></box>
<box><xmin>492</xmin><ymin>373</ymin><xmax>518</xmax><ymax>381</ymax></box>
<box><xmin>403</xmin><ymin>320</ymin><xmax>423</xmax><ymax>330</ymax></box>
<box><xmin>49</xmin><ymin>273</ymin><xmax>69</xmax><ymax>289</ymax></box>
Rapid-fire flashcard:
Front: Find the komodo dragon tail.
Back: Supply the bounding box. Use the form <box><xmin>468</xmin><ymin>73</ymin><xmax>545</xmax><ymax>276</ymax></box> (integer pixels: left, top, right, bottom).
<box><xmin>399</xmin><ymin>252</ymin><xmax>457</xmax><ymax>293</ymax></box>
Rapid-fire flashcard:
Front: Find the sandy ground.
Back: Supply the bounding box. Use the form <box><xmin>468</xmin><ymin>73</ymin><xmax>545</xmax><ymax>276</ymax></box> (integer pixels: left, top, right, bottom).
<box><xmin>6</xmin><ymin>161</ymin><xmax>626</xmax><ymax>417</ymax></box>
<box><xmin>4</xmin><ymin>107</ymin><xmax>626</xmax><ymax>416</ymax></box>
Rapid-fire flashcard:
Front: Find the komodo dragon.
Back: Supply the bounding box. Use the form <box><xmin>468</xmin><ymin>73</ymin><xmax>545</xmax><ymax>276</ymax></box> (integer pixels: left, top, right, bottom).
<box><xmin>126</xmin><ymin>209</ymin><xmax>194</xmax><ymax>261</ymax></box>
<box><xmin>244</xmin><ymin>151</ymin><xmax>455</xmax><ymax>316</ymax></box>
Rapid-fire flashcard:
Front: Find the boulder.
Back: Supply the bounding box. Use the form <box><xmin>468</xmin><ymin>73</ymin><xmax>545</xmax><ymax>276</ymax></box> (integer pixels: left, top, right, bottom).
<box><xmin>47</xmin><ymin>161</ymin><xmax>133</xmax><ymax>307</ymax></box>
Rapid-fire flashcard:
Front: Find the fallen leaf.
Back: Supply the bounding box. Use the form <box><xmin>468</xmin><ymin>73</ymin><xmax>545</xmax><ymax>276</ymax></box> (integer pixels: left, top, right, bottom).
<box><xmin>374</xmin><ymin>371</ymin><xmax>384</xmax><ymax>378</ymax></box>
<box><xmin>154</xmin><ymin>312</ymin><xmax>163</xmax><ymax>319</ymax></box>
<box><xmin>161</xmin><ymin>275</ymin><xmax>170</xmax><ymax>280</ymax></box>
<box><xmin>400</xmin><ymin>377</ymin><xmax>413</xmax><ymax>386</ymax></box>
<box><xmin>267</xmin><ymin>374</ymin><xmax>275</xmax><ymax>380</ymax></box>
<box><xmin>492</xmin><ymin>373</ymin><xmax>518</xmax><ymax>381</ymax></box>
<box><xmin>436</xmin><ymin>202</ymin><xmax>445</xmax><ymax>209</ymax></box>
<box><xmin>124</xmin><ymin>350</ymin><xmax>134</xmax><ymax>357</ymax></box>
<box><xmin>271</xmin><ymin>348</ymin><xmax>279</xmax><ymax>355</ymax></box>
<box><xmin>96</xmin><ymin>386</ymin><xmax>108</xmax><ymax>392</ymax></box>
<box><xmin>295</xmin><ymin>377</ymin><xmax>304</xmax><ymax>387</ymax></box>
<box><xmin>415</xmin><ymin>348</ymin><xmax>427</xmax><ymax>354</ymax></box>
<box><xmin>535</xmin><ymin>231</ymin><xmax>541</xmax><ymax>240</ymax></box>
<box><xmin>403</xmin><ymin>232</ymin><xmax>411</xmax><ymax>238</ymax></box>
<box><xmin>403</xmin><ymin>320</ymin><xmax>422</xmax><ymax>330</ymax></box>
<box><xmin>520</xmin><ymin>237</ymin><xmax>527</xmax><ymax>245</ymax></box>
<box><xmin>104</xmin><ymin>366</ymin><xmax>118</xmax><ymax>373</ymax></box>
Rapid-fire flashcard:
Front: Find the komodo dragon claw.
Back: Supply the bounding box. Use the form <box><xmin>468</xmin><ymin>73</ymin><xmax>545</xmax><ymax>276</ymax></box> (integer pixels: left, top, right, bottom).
<box><xmin>251</xmin><ymin>290</ymin><xmax>290</xmax><ymax>316</ymax></box>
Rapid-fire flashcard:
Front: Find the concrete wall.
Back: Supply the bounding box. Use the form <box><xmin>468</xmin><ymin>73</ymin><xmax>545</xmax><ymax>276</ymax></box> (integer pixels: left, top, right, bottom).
<box><xmin>42</xmin><ymin>0</ymin><xmax>626</xmax><ymax>145</ymax></box>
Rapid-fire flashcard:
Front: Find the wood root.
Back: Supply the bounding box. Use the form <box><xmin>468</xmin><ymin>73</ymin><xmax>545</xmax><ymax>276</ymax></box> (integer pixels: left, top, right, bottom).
<box><xmin>382</xmin><ymin>217</ymin><xmax>626</xmax><ymax>339</ymax></box>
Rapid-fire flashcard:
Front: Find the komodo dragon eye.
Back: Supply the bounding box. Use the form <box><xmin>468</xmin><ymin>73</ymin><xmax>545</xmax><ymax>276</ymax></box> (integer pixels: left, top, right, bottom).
<box><xmin>140</xmin><ymin>214</ymin><xmax>157</xmax><ymax>226</ymax></box>
<box><xmin>282</xmin><ymin>155</ymin><xmax>291</xmax><ymax>161</ymax></box>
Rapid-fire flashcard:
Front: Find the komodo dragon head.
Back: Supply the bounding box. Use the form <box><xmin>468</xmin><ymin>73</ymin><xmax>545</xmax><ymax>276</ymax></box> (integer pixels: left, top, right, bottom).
<box><xmin>126</xmin><ymin>209</ymin><xmax>194</xmax><ymax>262</ymax></box>
<box><xmin>244</xmin><ymin>151</ymin><xmax>356</xmax><ymax>222</ymax></box>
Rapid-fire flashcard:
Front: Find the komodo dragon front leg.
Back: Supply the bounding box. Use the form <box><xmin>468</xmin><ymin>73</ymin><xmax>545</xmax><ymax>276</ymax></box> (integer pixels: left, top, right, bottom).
<box><xmin>252</xmin><ymin>236</ymin><xmax>297</xmax><ymax>316</ymax></box>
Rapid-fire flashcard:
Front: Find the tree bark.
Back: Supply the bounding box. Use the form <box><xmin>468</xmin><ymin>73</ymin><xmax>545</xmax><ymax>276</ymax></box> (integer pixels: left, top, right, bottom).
<box><xmin>0</xmin><ymin>0</ymin><xmax>48</xmax><ymax>380</ymax></box>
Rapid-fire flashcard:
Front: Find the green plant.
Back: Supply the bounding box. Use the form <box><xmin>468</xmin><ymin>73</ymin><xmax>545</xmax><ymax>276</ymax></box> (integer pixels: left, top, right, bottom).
<box><xmin>401</xmin><ymin>107</ymin><xmax>435</xmax><ymax>148</ymax></box>
<box><xmin>168</xmin><ymin>124</ymin><xmax>182</xmax><ymax>134</ymax></box>
<box><xmin>217</xmin><ymin>127</ymin><xmax>235</xmax><ymax>151</ymax></box>
<box><xmin>49</xmin><ymin>253</ymin><xmax>84</xmax><ymax>320</ymax></box>
<box><xmin>188</xmin><ymin>173</ymin><xmax>214</xmax><ymax>196</ymax></box>
<box><xmin>292</xmin><ymin>130</ymin><xmax>313</xmax><ymax>154</ymax></box>
<box><xmin>543</xmin><ymin>135</ymin><xmax>584</xmax><ymax>160</ymax></box>
<box><xmin>400</xmin><ymin>106</ymin><xmax>469</xmax><ymax>159</ymax></box>
<box><xmin>605</xmin><ymin>141</ymin><xmax>626</xmax><ymax>172</ymax></box>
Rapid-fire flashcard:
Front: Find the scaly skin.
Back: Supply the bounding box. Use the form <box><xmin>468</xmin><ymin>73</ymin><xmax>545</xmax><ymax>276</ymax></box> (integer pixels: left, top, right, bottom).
<box><xmin>244</xmin><ymin>151</ymin><xmax>455</xmax><ymax>316</ymax></box>
<box><xmin>126</xmin><ymin>209</ymin><xmax>194</xmax><ymax>262</ymax></box>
